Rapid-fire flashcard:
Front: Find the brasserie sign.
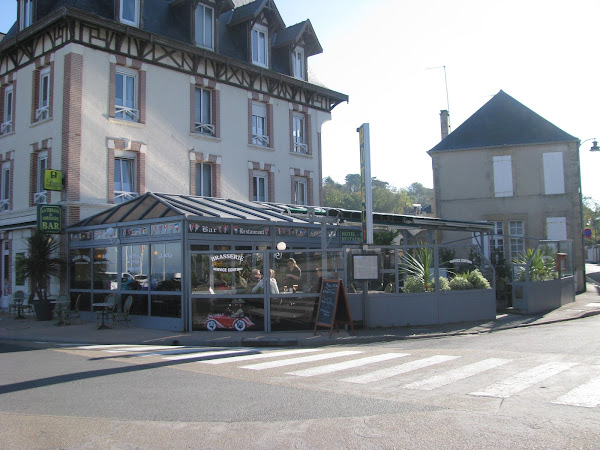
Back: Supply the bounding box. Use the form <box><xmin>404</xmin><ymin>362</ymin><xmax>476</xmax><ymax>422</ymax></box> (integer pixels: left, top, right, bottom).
<box><xmin>211</xmin><ymin>253</ymin><xmax>245</xmax><ymax>272</ymax></box>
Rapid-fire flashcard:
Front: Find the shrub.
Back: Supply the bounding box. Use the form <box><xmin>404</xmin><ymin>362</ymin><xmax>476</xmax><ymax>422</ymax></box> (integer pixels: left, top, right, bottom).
<box><xmin>467</xmin><ymin>269</ymin><xmax>491</xmax><ymax>289</ymax></box>
<box><xmin>438</xmin><ymin>276</ymin><xmax>451</xmax><ymax>291</ymax></box>
<box><xmin>404</xmin><ymin>276</ymin><xmax>425</xmax><ymax>293</ymax></box>
<box><xmin>449</xmin><ymin>274</ymin><xmax>473</xmax><ymax>291</ymax></box>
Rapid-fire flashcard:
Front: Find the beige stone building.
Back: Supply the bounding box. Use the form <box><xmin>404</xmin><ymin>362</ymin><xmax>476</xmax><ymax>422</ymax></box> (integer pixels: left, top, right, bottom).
<box><xmin>0</xmin><ymin>0</ymin><xmax>347</xmax><ymax>307</ymax></box>
<box><xmin>429</xmin><ymin>90</ymin><xmax>585</xmax><ymax>292</ymax></box>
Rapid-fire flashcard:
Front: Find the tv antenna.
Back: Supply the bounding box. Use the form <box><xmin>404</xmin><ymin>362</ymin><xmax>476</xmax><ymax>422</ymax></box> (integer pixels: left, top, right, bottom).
<box><xmin>426</xmin><ymin>65</ymin><xmax>451</xmax><ymax>132</ymax></box>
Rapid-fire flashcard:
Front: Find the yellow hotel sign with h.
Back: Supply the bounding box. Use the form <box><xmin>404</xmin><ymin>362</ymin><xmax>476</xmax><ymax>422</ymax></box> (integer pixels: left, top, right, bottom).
<box><xmin>43</xmin><ymin>169</ymin><xmax>63</xmax><ymax>191</ymax></box>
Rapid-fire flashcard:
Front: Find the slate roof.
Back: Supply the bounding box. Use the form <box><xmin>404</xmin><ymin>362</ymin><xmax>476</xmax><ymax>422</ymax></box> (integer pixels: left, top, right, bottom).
<box><xmin>273</xmin><ymin>20</ymin><xmax>322</xmax><ymax>56</ymax></box>
<box><xmin>429</xmin><ymin>90</ymin><xmax>577</xmax><ymax>153</ymax></box>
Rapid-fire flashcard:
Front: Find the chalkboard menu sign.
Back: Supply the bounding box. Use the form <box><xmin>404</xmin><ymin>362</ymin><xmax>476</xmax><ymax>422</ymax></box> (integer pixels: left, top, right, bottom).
<box><xmin>314</xmin><ymin>279</ymin><xmax>354</xmax><ymax>337</ymax></box>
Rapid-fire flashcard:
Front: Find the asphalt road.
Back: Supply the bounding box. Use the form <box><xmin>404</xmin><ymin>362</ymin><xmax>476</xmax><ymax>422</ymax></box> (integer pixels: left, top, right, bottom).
<box><xmin>1</xmin><ymin>316</ymin><xmax>599</xmax><ymax>449</ymax></box>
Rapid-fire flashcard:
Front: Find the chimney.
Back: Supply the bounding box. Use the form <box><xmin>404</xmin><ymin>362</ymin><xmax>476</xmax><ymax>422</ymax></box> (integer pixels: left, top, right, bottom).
<box><xmin>440</xmin><ymin>110</ymin><xmax>449</xmax><ymax>140</ymax></box>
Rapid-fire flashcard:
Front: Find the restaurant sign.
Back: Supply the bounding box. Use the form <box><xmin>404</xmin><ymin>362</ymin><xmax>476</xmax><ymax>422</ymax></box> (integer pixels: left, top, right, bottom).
<box><xmin>340</xmin><ymin>229</ymin><xmax>363</xmax><ymax>243</ymax></box>
<box><xmin>233</xmin><ymin>225</ymin><xmax>270</xmax><ymax>236</ymax></box>
<box><xmin>211</xmin><ymin>253</ymin><xmax>245</xmax><ymax>272</ymax></box>
<box><xmin>189</xmin><ymin>223</ymin><xmax>230</xmax><ymax>234</ymax></box>
<box><xmin>37</xmin><ymin>204</ymin><xmax>62</xmax><ymax>234</ymax></box>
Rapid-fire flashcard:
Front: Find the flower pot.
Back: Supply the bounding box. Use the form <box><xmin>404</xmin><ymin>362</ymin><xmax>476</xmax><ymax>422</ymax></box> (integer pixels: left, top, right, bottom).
<box><xmin>31</xmin><ymin>299</ymin><xmax>53</xmax><ymax>321</ymax></box>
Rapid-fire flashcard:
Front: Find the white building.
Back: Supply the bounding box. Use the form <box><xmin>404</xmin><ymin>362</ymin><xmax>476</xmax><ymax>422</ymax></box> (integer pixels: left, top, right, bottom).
<box><xmin>0</xmin><ymin>0</ymin><xmax>347</xmax><ymax>306</ymax></box>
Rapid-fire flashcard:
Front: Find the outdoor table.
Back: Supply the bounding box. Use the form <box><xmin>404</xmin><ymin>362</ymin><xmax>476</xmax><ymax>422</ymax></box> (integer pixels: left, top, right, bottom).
<box><xmin>92</xmin><ymin>302</ymin><xmax>112</xmax><ymax>329</ymax></box>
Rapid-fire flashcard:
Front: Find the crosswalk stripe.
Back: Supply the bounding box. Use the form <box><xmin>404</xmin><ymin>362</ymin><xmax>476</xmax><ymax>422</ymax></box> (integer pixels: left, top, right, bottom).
<box><xmin>241</xmin><ymin>350</ymin><xmax>363</xmax><ymax>371</ymax></box>
<box><xmin>469</xmin><ymin>361</ymin><xmax>579</xmax><ymax>398</ymax></box>
<box><xmin>552</xmin><ymin>376</ymin><xmax>600</xmax><ymax>408</ymax></box>
<box><xmin>341</xmin><ymin>355</ymin><xmax>459</xmax><ymax>384</ymax></box>
<box><xmin>74</xmin><ymin>344</ymin><xmax>133</xmax><ymax>349</ymax></box>
<box><xmin>164</xmin><ymin>349</ymin><xmax>250</xmax><ymax>361</ymax></box>
<box><xmin>106</xmin><ymin>345</ymin><xmax>178</xmax><ymax>353</ymax></box>
<box><xmin>286</xmin><ymin>353</ymin><xmax>410</xmax><ymax>377</ymax></box>
<box><xmin>201</xmin><ymin>348</ymin><xmax>321</xmax><ymax>364</ymax></box>
<box><xmin>403</xmin><ymin>358</ymin><xmax>512</xmax><ymax>391</ymax></box>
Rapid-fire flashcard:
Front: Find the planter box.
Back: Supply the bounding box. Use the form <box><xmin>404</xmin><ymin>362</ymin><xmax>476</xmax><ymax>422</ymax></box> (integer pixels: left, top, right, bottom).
<box><xmin>512</xmin><ymin>276</ymin><xmax>575</xmax><ymax>314</ymax></box>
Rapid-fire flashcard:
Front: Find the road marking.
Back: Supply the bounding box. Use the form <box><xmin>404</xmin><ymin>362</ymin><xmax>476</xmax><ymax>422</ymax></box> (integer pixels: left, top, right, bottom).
<box><xmin>585</xmin><ymin>302</ymin><xmax>600</xmax><ymax>307</ymax></box>
<box><xmin>469</xmin><ymin>361</ymin><xmax>579</xmax><ymax>398</ymax></box>
<box><xmin>241</xmin><ymin>350</ymin><xmax>363</xmax><ymax>371</ymax></box>
<box><xmin>552</xmin><ymin>376</ymin><xmax>600</xmax><ymax>408</ymax></box>
<box><xmin>341</xmin><ymin>355</ymin><xmax>459</xmax><ymax>384</ymax></box>
<box><xmin>403</xmin><ymin>358</ymin><xmax>512</xmax><ymax>391</ymax></box>
<box><xmin>73</xmin><ymin>344</ymin><xmax>135</xmax><ymax>349</ymax></box>
<box><xmin>164</xmin><ymin>349</ymin><xmax>250</xmax><ymax>361</ymax></box>
<box><xmin>106</xmin><ymin>345</ymin><xmax>178</xmax><ymax>353</ymax></box>
<box><xmin>286</xmin><ymin>353</ymin><xmax>410</xmax><ymax>377</ymax></box>
<box><xmin>201</xmin><ymin>348</ymin><xmax>321</xmax><ymax>364</ymax></box>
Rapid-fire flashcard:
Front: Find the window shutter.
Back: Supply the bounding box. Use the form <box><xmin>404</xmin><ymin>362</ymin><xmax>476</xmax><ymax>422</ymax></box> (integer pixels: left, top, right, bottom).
<box><xmin>493</xmin><ymin>156</ymin><xmax>513</xmax><ymax>197</ymax></box>
<box><xmin>546</xmin><ymin>217</ymin><xmax>567</xmax><ymax>241</ymax></box>
<box><xmin>543</xmin><ymin>152</ymin><xmax>565</xmax><ymax>195</ymax></box>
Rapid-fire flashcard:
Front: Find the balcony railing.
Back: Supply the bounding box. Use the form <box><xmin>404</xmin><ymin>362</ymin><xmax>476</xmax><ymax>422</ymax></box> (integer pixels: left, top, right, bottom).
<box><xmin>194</xmin><ymin>122</ymin><xmax>215</xmax><ymax>135</ymax></box>
<box><xmin>115</xmin><ymin>106</ymin><xmax>139</xmax><ymax>122</ymax></box>
<box><xmin>0</xmin><ymin>199</ymin><xmax>9</xmax><ymax>211</ymax></box>
<box><xmin>115</xmin><ymin>191</ymin><xmax>138</xmax><ymax>204</ymax></box>
<box><xmin>1</xmin><ymin>121</ymin><xmax>12</xmax><ymax>134</ymax></box>
<box><xmin>293</xmin><ymin>142</ymin><xmax>308</xmax><ymax>154</ymax></box>
<box><xmin>252</xmin><ymin>134</ymin><xmax>270</xmax><ymax>147</ymax></box>
<box><xmin>33</xmin><ymin>190</ymin><xmax>47</xmax><ymax>204</ymax></box>
<box><xmin>35</xmin><ymin>106</ymin><xmax>49</xmax><ymax>121</ymax></box>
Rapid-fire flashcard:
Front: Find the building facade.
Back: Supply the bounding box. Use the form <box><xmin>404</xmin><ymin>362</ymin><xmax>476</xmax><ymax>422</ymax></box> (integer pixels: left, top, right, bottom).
<box><xmin>429</xmin><ymin>90</ymin><xmax>585</xmax><ymax>292</ymax></box>
<box><xmin>0</xmin><ymin>0</ymin><xmax>347</xmax><ymax>306</ymax></box>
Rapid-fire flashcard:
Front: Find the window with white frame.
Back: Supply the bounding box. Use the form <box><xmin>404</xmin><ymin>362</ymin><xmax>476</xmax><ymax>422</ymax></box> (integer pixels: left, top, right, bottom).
<box><xmin>490</xmin><ymin>221</ymin><xmax>504</xmax><ymax>257</ymax></box>
<box><xmin>2</xmin><ymin>85</ymin><xmax>13</xmax><ymax>134</ymax></box>
<box><xmin>36</xmin><ymin>67</ymin><xmax>51</xmax><ymax>121</ymax></box>
<box><xmin>195</xmin><ymin>4</ymin><xmax>214</xmax><ymax>49</ymax></box>
<box><xmin>253</xmin><ymin>174</ymin><xmax>267</xmax><ymax>202</ymax></box>
<box><xmin>194</xmin><ymin>87</ymin><xmax>213</xmax><ymax>135</ymax></box>
<box><xmin>34</xmin><ymin>152</ymin><xmax>48</xmax><ymax>205</ymax></box>
<box><xmin>543</xmin><ymin>152</ymin><xmax>565</xmax><ymax>195</ymax></box>
<box><xmin>493</xmin><ymin>155</ymin><xmax>513</xmax><ymax>197</ymax></box>
<box><xmin>1</xmin><ymin>162</ymin><xmax>10</xmax><ymax>211</ymax></box>
<box><xmin>195</xmin><ymin>163</ymin><xmax>213</xmax><ymax>196</ymax></box>
<box><xmin>292</xmin><ymin>114</ymin><xmax>307</xmax><ymax>153</ymax></box>
<box><xmin>292</xmin><ymin>47</ymin><xmax>304</xmax><ymax>80</ymax></box>
<box><xmin>251</xmin><ymin>24</ymin><xmax>268</xmax><ymax>67</ymax></box>
<box><xmin>252</xmin><ymin>102</ymin><xmax>269</xmax><ymax>146</ymax></box>
<box><xmin>19</xmin><ymin>0</ymin><xmax>34</xmax><ymax>30</ymax></box>
<box><xmin>120</xmin><ymin>0</ymin><xmax>139</xmax><ymax>26</ymax></box>
<box><xmin>115</xmin><ymin>70</ymin><xmax>138</xmax><ymax>122</ymax></box>
<box><xmin>114</xmin><ymin>157</ymin><xmax>136</xmax><ymax>203</ymax></box>
<box><xmin>294</xmin><ymin>180</ymin><xmax>307</xmax><ymax>205</ymax></box>
<box><xmin>509</xmin><ymin>220</ymin><xmax>525</xmax><ymax>259</ymax></box>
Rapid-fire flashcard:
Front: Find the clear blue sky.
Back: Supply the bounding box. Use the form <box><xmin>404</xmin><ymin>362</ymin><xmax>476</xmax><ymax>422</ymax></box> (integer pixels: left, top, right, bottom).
<box><xmin>2</xmin><ymin>0</ymin><xmax>600</xmax><ymax>201</ymax></box>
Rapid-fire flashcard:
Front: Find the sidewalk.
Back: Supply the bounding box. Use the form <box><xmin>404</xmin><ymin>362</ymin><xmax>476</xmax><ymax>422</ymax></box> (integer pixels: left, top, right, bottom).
<box><xmin>2</xmin><ymin>284</ymin><xmax>600</xmax><ymax>348</ymax></box>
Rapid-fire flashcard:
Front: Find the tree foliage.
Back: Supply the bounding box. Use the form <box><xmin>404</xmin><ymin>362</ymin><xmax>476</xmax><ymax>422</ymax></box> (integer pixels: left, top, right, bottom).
<box><xmin>583</xmin><ymin>196</ymin><xmax>600</xmax><ymax>245</ymax></box>
<box><xmin>322</xmin><ymin>175</ymin><xmax>433</xmax><ymax>214</ymax></box>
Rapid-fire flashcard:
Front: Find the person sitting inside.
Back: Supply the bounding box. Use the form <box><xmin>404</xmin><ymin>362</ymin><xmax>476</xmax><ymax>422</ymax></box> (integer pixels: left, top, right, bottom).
<box><xmin>230</xmin><ymin>299</ymin><xmax>245</xmax><ymax>318</ymax></box>
<box><xmin>252</xmin><ymin>269</ymin><xmax>280</xmax><ymax>294</ymax></box>
<box><xmin>246</xmin><ymin>269</ymin><xmax>262</xmax><ymax>293</ymax></box>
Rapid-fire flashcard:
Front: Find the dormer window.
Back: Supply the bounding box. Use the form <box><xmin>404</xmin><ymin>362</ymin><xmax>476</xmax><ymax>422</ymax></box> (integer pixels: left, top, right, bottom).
<box><xmin>120</xmin><ymin>0</ymin><xmax>139</xmax><ymax>27</ymax></box>
<box><xmin>195</xmin><ymin>4</ymin><xmax>214</xmax><ymax>50</ymax></box>
<box><xmin>19</xmin><ymin>0</ymin><xmax>34</xmax><ymax>30</ymax></box>
<box><xmin>292</xmin><ymin>47</ymin><xmax>304</xmax><ymax>80</ymax></box>
<box><xmin>251</xmin><ymin>24</ymin><xmax>269</xmax><ymax>68</ymax></box>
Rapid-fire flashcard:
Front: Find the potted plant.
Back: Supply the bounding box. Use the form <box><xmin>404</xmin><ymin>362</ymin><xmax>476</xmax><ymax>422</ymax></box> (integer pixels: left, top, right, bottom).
<box><xmin>16</xmin><ymin>230</ymin><xmax>64</xmax><ymax>321</ymax></box>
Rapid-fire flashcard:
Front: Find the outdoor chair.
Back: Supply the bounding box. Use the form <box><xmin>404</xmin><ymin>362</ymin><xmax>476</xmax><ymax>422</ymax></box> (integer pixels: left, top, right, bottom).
<box><xmin>8</xmin><ymin>290</ymin><xmax>28</xmax><ymax>317</ymax></box>
<box><xmin>64</xmin><ymin>294</ymin><xmax>82</xmax><ymax>324</ymax></box>
<box><xmin>53</xmin><ymin>294</ymin><xmax>70</xmax><ymax>325</ymax></box>
<box><xmin>113</xmin><ymin>295</ymin><xmax>133</xmax><ymax>328</ymax></box>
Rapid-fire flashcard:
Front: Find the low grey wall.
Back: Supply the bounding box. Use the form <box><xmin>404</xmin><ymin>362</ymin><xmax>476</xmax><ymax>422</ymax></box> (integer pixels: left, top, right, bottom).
<box><xmin>512</xmin><ymin>276</ymin><xmax>575</xmax><ymax>314</ymax></box>
<box><xmin>348</xmin><ymin>289</ymin><xmax>496</xmax><ymax>328</ymax></box>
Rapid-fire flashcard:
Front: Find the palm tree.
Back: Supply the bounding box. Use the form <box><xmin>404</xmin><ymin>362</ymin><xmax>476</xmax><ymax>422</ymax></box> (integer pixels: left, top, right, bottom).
<box><xmin>16</xmin><ymin>231</ymin><xmax>64</xmax><ymax>318</ymax></box>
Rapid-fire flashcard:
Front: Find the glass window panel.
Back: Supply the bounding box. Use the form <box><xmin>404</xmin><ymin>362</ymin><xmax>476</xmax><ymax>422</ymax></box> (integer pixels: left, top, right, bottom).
<box><xmin>151</xmin><ymin>294</ymin><xmax>181</xmax><ymax>318</ymax></box>
<box><xmin>125</xmin><ymin>75</ymin><xmax>135</xmax><ymax>108</ymax></box>
<box><xmin>151</xmin><ymin>242</ymin><xmax>182</xmax><ymax>292</ymax></box>
<box><xmin>122</xmin><ymin>0</ymin><xmax>136</xmax><ymax>22</ymax></box>
<box><xmin>93</xmin><ymin>247</ymin><xmax>118</xmax><ymax>290</ymax></box>
<box><xmin>204</xmin><ymin>7</ymin><xmax>213</xmax><ymax>46</ymax></box>
<box><xmin>121</xmin><ymin>244</ymin><xmax>149</xmax><ymax>290</ymax></box>
<box><xmin>70</xmin><ymin>249</ymin><xmax>91</xmax><ymax>289</ymax></box>
<box><xmin>116</xmin><ymin>73</ymin><xmax>124</xmax><ymax>108</ymax></box>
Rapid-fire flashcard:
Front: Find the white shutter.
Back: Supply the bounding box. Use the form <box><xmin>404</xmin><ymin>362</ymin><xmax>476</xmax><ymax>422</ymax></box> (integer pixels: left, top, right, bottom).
<box><xmin>543</xmin><ymin>152</ymin><xmax>565</xmax><ymax>195</ymax></box>
<box><xmin>546</xmin><ymin>217</ymin><xmax>567</xmax><ymax>241</ymax></box>
<box><xmin>493</xmin><ymin>156</ymin><xmax>513</xmax><ymax>197</ymax></box>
